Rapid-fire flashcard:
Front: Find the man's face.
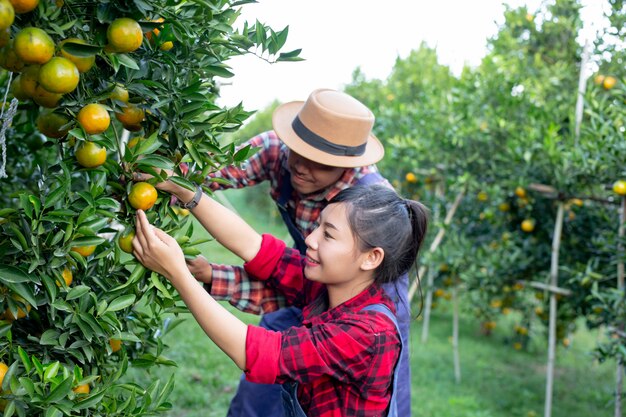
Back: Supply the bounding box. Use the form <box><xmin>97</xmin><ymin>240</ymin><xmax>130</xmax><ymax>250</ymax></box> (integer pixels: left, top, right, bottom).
<box><xmin>287</xmin><ymin>150</ymin><xmax>346</xmax><ymax>195</ymax></box>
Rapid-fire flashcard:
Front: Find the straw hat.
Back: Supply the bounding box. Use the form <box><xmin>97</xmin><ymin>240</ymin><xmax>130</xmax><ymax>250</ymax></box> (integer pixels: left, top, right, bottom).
<box><xmin>272</xmin><ymin>89</ymin><xmax>384</xmax><ymax>168</ymax></box>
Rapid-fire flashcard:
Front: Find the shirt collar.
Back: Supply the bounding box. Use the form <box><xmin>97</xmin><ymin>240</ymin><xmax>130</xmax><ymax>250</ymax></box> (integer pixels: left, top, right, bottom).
<box><xmin>302</xmin><ymin>284</ymin><xmax>390</xmax><ymax>324</ymax></box>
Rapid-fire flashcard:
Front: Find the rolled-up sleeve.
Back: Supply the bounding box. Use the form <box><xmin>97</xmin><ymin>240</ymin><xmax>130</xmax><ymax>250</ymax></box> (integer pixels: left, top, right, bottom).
<box><xmin>244</xmin><ymin>324</ymin><xmax>283</xmax><ymax>384</ymax></box>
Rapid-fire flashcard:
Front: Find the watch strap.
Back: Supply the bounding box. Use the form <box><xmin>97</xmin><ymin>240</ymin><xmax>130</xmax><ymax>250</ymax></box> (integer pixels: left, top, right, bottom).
<box><xmin>179</xmin><ymin>185</ymin><xmax>203</xmax><ymax>210</ymax></box>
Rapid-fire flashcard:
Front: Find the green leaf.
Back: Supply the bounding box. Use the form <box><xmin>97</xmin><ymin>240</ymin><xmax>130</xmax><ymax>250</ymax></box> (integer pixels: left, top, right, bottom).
<box><xmin>44</xmin><ymin>407</ymin><xmax>63</xmax><ymax>417</ymax></box>
<box><xmin>0</xmin><ymin>265</ymin><xmax>33</xmax><ymax>283</ymax></box>
<box><xmin>61</xmin><ymin>41</ymin><xmax>101</xmax><ymax>57</ymax></box>
<box><xmin>135</xmin><ymin>155</ymin><xmax>175</xmax><ymax>171</ymax></box>
<box><xmin>45</xmin><ymin>376</ymin><xmax>73</xmax><ymax>403</ymax></box>
<box><xmin>40</xmin><ymin>329</ymin><xmax>60</xmax><ymax>346</ymax></box>
<box><xmin>117</xmin><ymin>54</ymin><xmax>140</xmax><ymax>70</ymax></box>
<box><xmin>150</xmin><ymin>273</ymin><xmax>172</xmax><ymax>299</ymax></box>
<box><xmin>105</xmin><ymin>294</ymin><xmax>136</xmax><ymax>312</ymax></box>
<box><xmin>18</xmin><ymin>346</ymin><xmax>31</xmax><ymax>372</ymax></box>
<box><xmin>44</xmin><ymin>361</ymin><xmax>61</xmax><ymax>382</ymax></box>
<box><xmin>73</xmin><ymin>390</ymin><xmax>106</xmax><ymax>410</ymax></box>
<box><xmin>70</xmin><ymin>236</ymin><xmax>105</xmax><ymax>247</ymax></box>
<box><xmin>277</xmin><ymin>48</ymin><xmax>303</xmax><ymax>62</ymax></box>
<box><xmin>66</xmin><ymin>285</ymin><xmax>91</xmax><ymax>301</ymax></box>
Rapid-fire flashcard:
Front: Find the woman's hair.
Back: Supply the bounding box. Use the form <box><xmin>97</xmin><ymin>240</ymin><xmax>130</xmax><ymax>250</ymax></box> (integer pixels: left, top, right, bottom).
<box><xmin>330</xmin><ymin>184</ymin><xmax>429</xmax><ymax>285</ymax></box>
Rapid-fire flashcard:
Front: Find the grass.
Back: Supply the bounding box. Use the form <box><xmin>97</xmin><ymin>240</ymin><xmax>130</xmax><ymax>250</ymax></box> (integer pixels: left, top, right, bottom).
<box><xmin>130</xmin><ymin>188</ymin><xmax>619</xmax><ymax>417</ymax></box>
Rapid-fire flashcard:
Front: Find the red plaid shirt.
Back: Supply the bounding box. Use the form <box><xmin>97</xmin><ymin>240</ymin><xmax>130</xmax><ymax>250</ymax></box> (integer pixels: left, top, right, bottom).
<box><xmin>243</xmin><ymin>234</ymin><xmax>400</xmax><ymax>417</ymax></box>
<box><xmin>206</xmin><ymin>131</ymin><xmax>387</xmax><ymax>314</ymax></box>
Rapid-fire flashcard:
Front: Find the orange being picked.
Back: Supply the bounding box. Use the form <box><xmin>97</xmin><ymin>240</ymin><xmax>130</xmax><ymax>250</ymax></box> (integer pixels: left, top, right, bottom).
<box><xmin>128</xmin><ymin>182</ymin><xmax>158</xmax><ymax>210</ymax></box>
<box><xmin>38</xmin><ymin>57</ymin><xmax>80</xmax><ymax>94</ymax></box>
<box><xmin>77</xmin><ymin>103</ymin><xmax>110</xmax><ymax>134</ymax></box>
<box><xmin>115</xmin><ymin>104</ymin><xmax>144</xmax><ymax>128</ymax></box>
<box><xmin>14</xmin><ymin>27</ymin><xmax>55</xmax><ymax>65</ymax></box>
<box><xmin>107</xmin><ymin>18</ymin><xmax>143</xmax><ymax>53</ymax></box>
<box><xmin>32</xmin><ymin>85</ymin><xmax>62</xmax><ymax>108</ymax></box>
<box><xmin>70</xmin><ymin>244</ymin><xmax>96</xmax><ymax>257</ymax></box>
<box><xmin>36</xmin><ymin>111</ymin><xmax>70</xmax><ymax>138</ymax></box>
<box><xmin>9</xmin><ymin>0</ymin><xmax>38</xmax><ymax>13</ymax></box>
<box><xmin>75</xmin><ymin>141</ymin><xmax>106</xmax><ymax>168</ymax></box>
<box><xmin>56</xmin><ymin>266</ymin><xmax>72</xmax><ymax>287</ymax></box>
<box><xmin>118</xmin><ymin>230</ymin><xmax>135</xmax><ymax>253</ymax></box>
<box><xmin>72</xmin><ymin>384</ymin><xmax>90</xmax><ymax>395</ymax></box>
<box><xmin>59</xmin><ymin>38</ymin><xmax>96</xmax><ymax>73</ymax></box>
<box><xmin>0</xmin><ymin>0</ymin><xmax>14</xmax><ymax>30</ymax></box>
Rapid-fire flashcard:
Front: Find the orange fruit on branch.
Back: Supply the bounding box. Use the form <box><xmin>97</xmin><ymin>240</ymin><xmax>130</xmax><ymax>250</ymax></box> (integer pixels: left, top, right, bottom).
<box><xmin>0</xmin><ymin>0</ymin><xmax>14</xmax><ymax>30</ymax></box>
<box><xmin>118</xmin><ymin>230</ymin><xmax>135</xmax><ymax>253</ymax></box>
<box><xmin>14</xmin><ymin>27</ymin><xmax>55</xmax><ymax>65</ymax></box>
<box><xmin>19</xmin><ymin>65</ymin><xmax>41</xmax><ymax>97</ymax></box>
<box><xmin>37</xmin><ymin>111</ymin><xmax>70</xmax><ymax>138</ymax></box>
<box><xmin>75</xmin><ymin>141</ymin><xmax>106</xmax><ymax>168</ymax></box>
<box><xmin>520</xmin><ymin>219</ymin><xmax>535</xmax><ymax>233</ymax></box>
<box><xmin>72</xmin><ymin>384</ymin><xmax>90</xmax><ymax>395</ymax></box>
<box><xmin>32</xmin><ymin>85</ymin><xmax>62</xmax><ymax>108</ymax></box>
<box><xmin>128</xmin><ymin>182</ymin><xmax>158</xmax><ymax>210</ymax></box>
<box><xmin>109</xmin><ymin>338</ymin><xmax>122</xmax><ymax>353</ymax></box>
<box><xmin>38</xmin><ymin>57</ymin><xmax>80</xmax><ymax>94</ymax></box>
<box><xmin>109</xmin><ymin>84</ymin><xmax>129</xmax><ymax>103</ymax></box>
<box><xmin>0</xmin><ymin>40</ymin><xmax>26</xmax><ymax>72</ymax></box>
<box><xmin>56</xmin><ymin>266</ymin><xmax>73</xmax><ymax>287</ymax></box>
<box><xmin>115</xmin><ymin>104</ymin><xmax>145</xmax><ymax>127</ymax></box>
<box><xmin>70</xmin><ymin>244</ymin><xmax>96</xmax><ymax>257</ymax></box>
<box><xmin>613</xmin><ymin>180</ymin><xmax>626</xmax><ymax>196</ymax></box>
<box><xmin>107</xmin><ymin>18</ymin><xmax>143</xmax><ymax>53</ymax></box>
<box><xmin>602</xmin><ymin>76</ymin><xmax>617</xmax><ymax>90</ymax></box>
<box><xmin>9</xmin><ymin>0</ymin><xmax>38</xmax><ymax>13</ymax></box>
<box><xmin>77</xmin><ymin>103</ymin><xmax>110</xmax><ymax>134</ymax></box>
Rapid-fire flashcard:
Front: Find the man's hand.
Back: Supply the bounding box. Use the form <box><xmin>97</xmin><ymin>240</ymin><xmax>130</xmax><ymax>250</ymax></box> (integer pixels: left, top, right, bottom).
<box><xmin>187</xmin><ymin>256</ymin><xmax>213</xmax><ymax>284</ymax></box>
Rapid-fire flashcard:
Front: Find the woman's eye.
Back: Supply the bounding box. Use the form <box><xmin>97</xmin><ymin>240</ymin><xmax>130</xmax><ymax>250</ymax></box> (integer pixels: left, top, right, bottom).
<box><xmin>323</xmin><ymin>231</ymin><xmax>333</xmax><ymax>239</ymax></box>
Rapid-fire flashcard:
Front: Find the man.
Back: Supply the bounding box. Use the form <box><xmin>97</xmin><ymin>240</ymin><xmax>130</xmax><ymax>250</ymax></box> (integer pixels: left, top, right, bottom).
<box><xmin>191</xmin><ymin>89</ymin><xmax>412</xmax><ymax>417</ymax></box>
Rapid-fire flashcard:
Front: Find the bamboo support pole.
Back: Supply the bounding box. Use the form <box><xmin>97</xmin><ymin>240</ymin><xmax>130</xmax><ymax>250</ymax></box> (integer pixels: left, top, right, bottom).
<box><xmin>544</xmin><ymin>202</ymin><xmax>565</xmax><ymax>417</ymax></box>
<box><xmin>518</xmin><ymin>280</ymin><xmax>572</xmax><ymax>296</ymax></box>
<box><xmin>420</xmin><ymin>268</ymin><xmax>436</xmax><ymax>344</ymax></box>
<box><xmin>615</xmin><ymin>196</ymin><xmax>625</xmax><ymax>417</ymax></box>
<box><xmin>452</xmin><ymin>283</ymin><xmax>461</xmax><ymax>383</ymax></box>
<box><xmin>409</xmin><ymin>189</ymin><xmax>465</xmax><ymax>301</ymax></box>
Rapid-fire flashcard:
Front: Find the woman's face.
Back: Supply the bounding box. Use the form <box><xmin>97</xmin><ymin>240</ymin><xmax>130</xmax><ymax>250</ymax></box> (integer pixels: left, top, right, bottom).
<box><xmin>287</xmin><ymin>151</ymin><xmax>346</xmax><ymax>195</ymax></box>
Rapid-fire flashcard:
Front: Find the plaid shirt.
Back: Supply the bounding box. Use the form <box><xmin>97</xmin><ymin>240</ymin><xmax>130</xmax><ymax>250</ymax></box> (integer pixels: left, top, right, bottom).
<box><xmin>243</xmin><ymin>234</ymin><xmax>400</xmax><ymax>417</ymax></box>
<box><xmin>207</xmin><ymin>131</ymin><xmax>386</xmax><ymax>314</ymax></box>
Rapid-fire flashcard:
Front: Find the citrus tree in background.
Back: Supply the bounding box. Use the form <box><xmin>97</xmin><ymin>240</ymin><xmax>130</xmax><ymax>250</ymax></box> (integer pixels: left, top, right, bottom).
<box><xmin>0</xmin><ymin>0</ymin><xmax>299</xmax><ymax>415</ymax></box>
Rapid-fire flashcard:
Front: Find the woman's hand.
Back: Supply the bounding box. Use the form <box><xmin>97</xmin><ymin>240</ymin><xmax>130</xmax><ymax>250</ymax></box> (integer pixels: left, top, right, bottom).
<box><xmin>187</xmin><ymin>256</ymin><xmax>213</xmax><ymax>284</ymax></box>
<box><xmin>132</xmin><ymin>210</ymin><xmax>189</xmax><ymax>285</ymax></box>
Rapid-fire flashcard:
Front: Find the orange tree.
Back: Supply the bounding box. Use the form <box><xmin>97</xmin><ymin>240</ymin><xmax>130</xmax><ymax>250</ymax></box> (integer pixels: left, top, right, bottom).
<box><xmin>0</xmin><ymin>0</ymin><xmax>299</xmax><ymax>415</ymax></box>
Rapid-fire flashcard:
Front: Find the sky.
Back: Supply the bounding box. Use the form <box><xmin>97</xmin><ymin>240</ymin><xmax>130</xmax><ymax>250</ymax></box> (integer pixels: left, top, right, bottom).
<box><xmin>217</xmin><ymin>0</ymin><xmax>608</xmax><ymax>111</ymax></box>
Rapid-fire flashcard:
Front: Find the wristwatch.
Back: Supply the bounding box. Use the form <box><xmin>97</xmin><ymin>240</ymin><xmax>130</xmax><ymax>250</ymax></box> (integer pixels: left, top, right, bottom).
<box><xmin>179</xmin><ymin>185</ymin><xmax>203</xmax><ymax>210</ymax></box>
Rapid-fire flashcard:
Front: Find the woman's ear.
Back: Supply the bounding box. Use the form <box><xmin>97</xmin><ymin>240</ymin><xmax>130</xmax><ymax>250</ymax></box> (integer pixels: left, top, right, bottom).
<box><xmin>361</xmin><ymin>247</ymin><xmax>384</xmax><ymax>272</ymax></box>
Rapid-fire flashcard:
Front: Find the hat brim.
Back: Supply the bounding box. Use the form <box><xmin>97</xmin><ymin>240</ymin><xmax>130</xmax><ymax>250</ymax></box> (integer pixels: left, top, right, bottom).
<box><xmin>272</xmin><ymin>101</ymin><xmax>384</xmax><ymax>168</ymax></box>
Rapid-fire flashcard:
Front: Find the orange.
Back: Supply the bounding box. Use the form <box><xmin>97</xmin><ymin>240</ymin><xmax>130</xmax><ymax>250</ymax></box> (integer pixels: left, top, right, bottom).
<box><xmin>107</xmin><ymin>18</ymin><xmax>143</xmax><ymax>53</ymax></box>
<box><xmin>603</xmin><ymin>76</ymin><xmax>617</xmax><ymax>90</ymax></box>
<box><xmin>0</xmin><ymin>28</ymin><xmax>10</xmax><ymax>48</ymax></box>
<box><xmin>77</xmin><ymin>103</ymin><xmax>110</xmax><ymax>134</ymax></box>
<box><xmin>14</xmin><ymin>27</ymin><xmax>55</xmax><ymax>65</ymax></box>
<box><xmin>115</xmin><ymin>104</ymin><xmax>144</xmax><ymax>127</ymax></box>
<box><xmin>59</xmin><ymin>38</ymin><xmax>95</xmax><ymax>73</ymax></box>
<box><xmin>9</xmin><ymin>0</ymin><xmax>38</xmax><ymax>13</ymax></box>
<box><xmin>0</xmin><ymin>362</ymin><xmax>7</xmax><ymax>388</ymax></box>
<box><xmin>10</xmin><ymin>76</ymin><xmax>29</xmax><ymax>100</ymax></box>
<box><xmin>514</xmin><ymin>186</ymin><xmax>526</xmax><ymax>198</ymax></box>
<box><xmin>145</xmin><ymin>17</ymin><xmax>164</xmax><ymax>41</ymax></box>
<box><xmin>109</xmin><ymin>84</ymin><xmax>129</xmax><ymax>102</ymax></box>
<box><xmin>405</xmin><ymin>172</ymin><xmax>417</xmax><ymax>183</ymax></box>
<box><xmin>613</xmin><ymin>180</ymin><xmax>626</xmax><ymax>196</ymax></box>
<box><xmin>109</xmin><ymin>338</ymin><xmax>122</xmax><ymax>353</ymax></box>
<box><xmin>520</xmin><ymin>219</ymin><xmax>535</xmax><ymax>233</ymax></box>
<box><xmin>160</xmin><ymin>41</ymin><xmax>173</xmax><ymax>51</ymax></box>
<box><xmin>477</xmin><ymin>191</ymin><xmax>488</xmax><ymax>202</ymax></box>
<box><xmin>498</xmin><ymin>202</ymin><xmax>510</xmax><ymax>212</ymax></box>
<box><xmin>72</xmin><ymin>384</ymin><xmax>90</xmax><ymax>395</ymax></box>
<box><xmin>70</xmin><ymin>245</ymin><xmax>96</xmax><ymax>257</ymax></box>
<box><xmin>38</xmin><ymin>57</ymin><xmax>80</xmax><ymax>94</ymax></box>
<box><xmin>32</xmin><ymin>85</ymin><xmax>62</xmax><ymax>108</ymax></box>
<box><xmin>594</xmin><ymin>74</ymin><xmax>605</xmax><ymax>86</ymax></box>
<box><xmin>56</xmin><ymin>266</ymin><xmax>72</xmax><ymax>287</ymax></box>
<box><xmin>36</xmin><ymin>111</ymin><xmax>70</xmax><ymax>138</ymax></box>
<box><xmin>128</xmin><ymin>182</ymin><xmax>158</xmax><ymax>210</ymax></box>
<box><xmin>0</xmin><ymin>0</ymin><xmax>14</xmax><ymax>30</ymax></box>
<box><xmin>75</xmin><ymin>141</ymin><xmax>106</xmax><ymax>168</ymax></box>
<box><xmin>0</xmin><ymin>41</ymin><xmax>26</xmax><ymax>72</ymax></box>
<box><xmin>19</xmin><ymin>65</ymin><xmax>41</xmax><ymax>97</ymax></box>
<box><xmin>3</xmin><ymin>296</ymin><xmax>31</xmax><ymax>321</ymax></box>
<box><xmin>118</xmin><ymin>230</ymin><xmax>135</xmax><ymax>253</ymax></box>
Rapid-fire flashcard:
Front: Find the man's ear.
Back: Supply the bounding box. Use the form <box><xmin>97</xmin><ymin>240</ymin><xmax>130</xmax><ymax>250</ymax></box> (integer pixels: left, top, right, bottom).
<box><xmin>361</xmin><ymin>247</ymin><xmax>384</xmax><ymax>272</ymax></box>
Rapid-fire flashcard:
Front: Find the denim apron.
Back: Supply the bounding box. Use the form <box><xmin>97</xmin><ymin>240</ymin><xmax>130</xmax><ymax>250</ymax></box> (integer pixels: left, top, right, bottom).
<box><xmin>280</xmin><ymin>303</ymin><xmax>402</xmax><ymax>417</ymax></box>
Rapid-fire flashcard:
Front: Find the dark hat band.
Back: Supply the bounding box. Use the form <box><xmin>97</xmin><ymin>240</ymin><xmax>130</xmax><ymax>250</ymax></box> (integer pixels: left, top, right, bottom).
<box><xmin>291</xmin><ymin>116</ymin><xmax>366</xmax><ymax>157</ymax></box>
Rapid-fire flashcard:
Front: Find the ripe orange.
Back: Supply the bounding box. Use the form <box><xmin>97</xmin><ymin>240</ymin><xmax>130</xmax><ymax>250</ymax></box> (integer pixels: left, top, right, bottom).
<box><xmin>520</xmin><ymin>219</ymin><xmax>535</xmax><ymax>233</ymax></box>
<box><xmin>72</xmin><ymin>384</ymin><xmax>90</xmax><ymax>395</ymax></box>
<box><xmin>603</xmin><ymin>76</ymin><xmax>617</xmax><ymax>90</ymax></box>
<box><xmin>59</xmin><ymin>38</ymin><xmax>95</xmax><ymax>73</ymax></box>
<box><xmin>0</xmin><ymin>41</ymin><xmax>26</xmax><ymax>72</ymax></box>
<box><xmin>77</xmin><ymin>103</ymin><xmax>110</xmax><ymax>134</ymax></box>
<box><xmin>109</xmin><ymin>338</ymin><xmax>122</xmax><ymax>353</ymax></box>
<box><xmin>10</xmin><ymin>76</ymin><xmax>30</xmax><ymax>100</ymax></box>
<box><xmin>0</xmin><ymin>0</ymin><xmax>14</xmax><ymax>30</ymax></box>
<box><xmin>514</xmin><ymin>186</ymin><xmax>526</xmax><ymax>198</ymax></box>
<box><xmin>56</xmin><ymin>266</ymin><xmax>73</xmax><ymax>287</ymax></box>
<box><xmin>405</xmin><ymin>172</ymin><xmax>417</xmax><ymax>183</ymax></box>
<box><xmin>118</xmin><ymin>230</ymin><xmax>135</xmax><ymax>253</ymax></box>
<box><xmin>9</xmin><ymin>0</ymin><xmax>38</xmax><ymax>13</ymax></box>
<box><xmin>145</xmin><ymin>17</ymin><xmax>164</xmax><ymax>41</ymax></box>
<box><xmin>75</xmin><ymin>141</ymin><xmax>106</xmax><ymax>168</ymax></box>
<box><xmin>70</xmin><ymin>244</ymin><xmax>96</xmax><ymax>257</ymax></box>
<box><xmin>613</xmin><ymin>180</ymin><xmax>626</xmax><ymax>196</ymax></box>
<box><xmin>593</xmin><ymin>74</ymin><xmax>605</xmax><ymax>86</ymax></box>
<box><xmin>498</xmin><ymin>202</ymin><xmax>510</xmax><ymax>212</ymax></box>
<box><xmin>32</xmin><ymin>85</ymin><xmax>62</xmax><ymax>108</ymax></box>
<box><xmin>160</xmin><ymin>41</ymin><xmax>173</xmax><ymax>51</ymax></box>
<box><xmin>38</xmin><ymin>57</ymin><xmax>80</xmax><ymax>94</ymax></box>
<box><xmin>115</xmin><ymin>104</ymin><xmax>144</xmax><ymax>127</ymax></box>
<box><xmin>14</xmin><ymin>27</ymin><xmax>55</xmax><ymax>65</ymax></box>
<box><xmin>0</xmin><ymin>28</ymin><xmax>10</xmax><ymax>48</ymax></box>
<box><xmin>0</xmin><ymin>362</ymin><xmax>7</xmax><ymax>387</ymax></box>
<box><xmin>109</xmin><ymin>84</ymin><xmax>129</xmax><ymax>102</ymax></box>
<box><xmin>477</xmin><ymin>191</ymin><xmax>488</xmax><ymax>202</ymax></box>
<box><xmin>19</xmin><ymin>65</ymin><xmax>41</xmax><ymax>97</ymax></box>
<box><xmin>128</xmin><ymin>182</ymin><xmax>158</xmax><ymax>210</ymax></box>
<box><xmin>107</xmin><ymin>18</ymin><xmax>143</xmax><ymax>53</ymax></box>
<box><xmin>3</xmin><ymin>296</ymin><xmax>31</xmax><ymax>321</ymax></box>
<box><xmin>36</xmin><ymin>111</ymin><xmax>70</xmax><ymax>138</ymax></box>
